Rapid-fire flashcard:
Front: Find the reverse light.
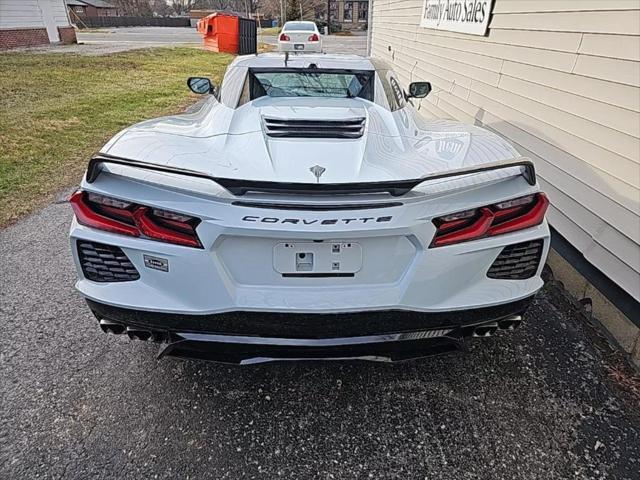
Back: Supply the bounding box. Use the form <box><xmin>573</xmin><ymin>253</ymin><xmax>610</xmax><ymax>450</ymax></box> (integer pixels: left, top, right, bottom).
<box><xmin>431</xmin><ymin>193</ymin><xmax>548</xmax><ymax>247</ymax></box>
<box><xmin>86</xmin><ymin>192</ymin><xmax>131</xmax><ymax>209</ymax></box>
<box><xmin>279</xmin><ymin>33</ymin><xmax>290</xmax><ymax>41</ymax></box>
<box><xmin>70</xmin><ymin>191</ymin><xmax>202</xmax><ymax>248</ymax></box>
<box><xmin>493</xmin><ymin>194</ymin><xmax>535</xmax><ymax>210</ymax></box>
<box><xmin>308</xmin><ymin>33</ymin><xmax>319</xmax><ymax>41</ymax></box>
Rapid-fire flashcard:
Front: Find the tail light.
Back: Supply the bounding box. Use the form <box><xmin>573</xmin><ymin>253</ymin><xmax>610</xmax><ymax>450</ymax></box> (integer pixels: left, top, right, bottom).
<box><xmin>308</xmin><ymin>33</ymin><xmax>319</xmax><ymax>41</ymax></box>
<box><xmin>431</xmin><ymin>193</ymin><xmax>548</xmax><ymax>248</ymax></box>
<box><xmin>279</xmin><ymin>33</ymin><xmax>290</xmax><ymax>41</ymax></box>
<box><xmin>70</xmin><ymin>191</ymin><xmax>202</xmax><ymax>248</ymax></box>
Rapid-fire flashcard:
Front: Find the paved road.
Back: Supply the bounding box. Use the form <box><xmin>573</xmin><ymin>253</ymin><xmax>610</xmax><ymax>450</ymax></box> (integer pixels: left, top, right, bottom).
<box><xmin>76</xmin><ymin>26</ymin><xmax>202</xmax><ymax>47</ymax></box>
<box><xmin>1</xmin><ymin>194</ymin><xmax>639</xmax><ymax>479</ymax></box>
<box><xmin>74</xmin><ymin>27</ymin><xmax>367</xmax><ymax>55</ymax></box>
<box><xmin>12</xmin><ymin>27</ymin><xmax>367</xmax><ymax>56</ymax></box>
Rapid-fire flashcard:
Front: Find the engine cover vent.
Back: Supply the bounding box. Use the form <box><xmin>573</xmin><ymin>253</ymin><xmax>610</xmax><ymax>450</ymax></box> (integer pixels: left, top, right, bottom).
<box><xmin>487</xmin><ymin>240</ymin><xmax>544</xmax><ymax>280</ymax></box>
<box><xmin>77</xmin><ymin>241</ymin><xmax>140</xmax><ymax>282</ymax></box>
<box><xmin>263</xmin><ymin>117</ymin><xmax>365</xmax><ymax>139</ymax></box>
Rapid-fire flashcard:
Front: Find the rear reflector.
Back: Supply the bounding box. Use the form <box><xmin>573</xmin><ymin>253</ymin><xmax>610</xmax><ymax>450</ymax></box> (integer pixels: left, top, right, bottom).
<box><xmin>70</xmin><ymin>191</ymin><xmax>202</xmax><ymax>248</ymax></box>
<box><xmin>431</xmin><ymin>193</ymin><xmax>548</xmax><ymax>247</ymax></box>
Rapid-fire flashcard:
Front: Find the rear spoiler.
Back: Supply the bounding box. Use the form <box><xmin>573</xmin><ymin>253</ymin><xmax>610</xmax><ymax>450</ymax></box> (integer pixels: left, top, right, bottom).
<box><xmin>86</xmin><ymin>153</ymin><xmax>536</xmax><ymax>197</ymax></box>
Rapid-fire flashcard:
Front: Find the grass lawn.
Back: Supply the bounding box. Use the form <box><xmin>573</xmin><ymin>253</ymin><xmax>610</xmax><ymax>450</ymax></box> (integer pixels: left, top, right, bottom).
<box><xmin>258</xmin><ymin>26</ymin><xmax>281</xmax><ymax>36</ymax></box>
<box><xmin>0</xmin><ymin>47</ymin><xmax>233</xmax><ymax>227</ymax></box>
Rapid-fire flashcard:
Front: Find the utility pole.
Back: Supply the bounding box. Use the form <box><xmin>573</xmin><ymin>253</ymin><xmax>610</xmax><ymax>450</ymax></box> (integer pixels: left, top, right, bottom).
<box><xmin>326</xmin><ymin>0</ymin><xmax>331</xmax><ymax>34</ymax></box>
<box><xmin>299</xmin><ymin>0</ymin><xmax>303</xmax><ymax>20</ymax></box>
<box><xmin>366</xmin><ymin>0</ymin><xmax>373</xmax><ymax>55</ymax></box>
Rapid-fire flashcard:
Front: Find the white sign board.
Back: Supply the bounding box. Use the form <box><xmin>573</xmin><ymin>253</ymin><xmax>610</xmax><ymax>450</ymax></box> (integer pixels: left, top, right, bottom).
<box><xmin>420</xmin><ymin>0</ymin><xmax>494</xmax><ymax>36</ymax></box>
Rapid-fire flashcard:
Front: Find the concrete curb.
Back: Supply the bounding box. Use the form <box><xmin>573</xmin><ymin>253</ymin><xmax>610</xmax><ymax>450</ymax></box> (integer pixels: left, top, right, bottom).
<box><xmin>546</xmin><ymin>248</ymin><xmax>640</xmax><ymax>368</ymax></box>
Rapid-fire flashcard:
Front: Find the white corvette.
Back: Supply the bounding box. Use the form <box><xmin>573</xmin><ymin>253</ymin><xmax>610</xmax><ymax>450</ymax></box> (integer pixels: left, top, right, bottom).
<box><xmin>69</xmin><ymin>53</ymin><xmax>550</xmax><ymax>364</ymax></box>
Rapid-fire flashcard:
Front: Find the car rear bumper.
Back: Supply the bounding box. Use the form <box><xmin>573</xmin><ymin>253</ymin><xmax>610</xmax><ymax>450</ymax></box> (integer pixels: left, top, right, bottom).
<box><xmin>277</xmin><ymin>41</ymin><xmax>322</xmax><ymax>52</ymax></box>
<box><xmin>87</xmin><ymin>295</ymin><xmax>534</xmax><ymax>364</ymax></box>
<box><xmin>71</xmin><ymin>171</ymin><xmax>549</xmax><ymax>341</ymax></box>
<box><xmin>71</xmin><ymin>217</ymin><xmax>549</xmax><ymax>315</ymax></box>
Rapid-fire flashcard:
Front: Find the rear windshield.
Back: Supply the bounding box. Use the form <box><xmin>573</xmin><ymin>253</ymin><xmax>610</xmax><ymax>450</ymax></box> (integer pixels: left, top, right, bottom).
<box><xmin>250</xmin><ymin>69</ymin><xmax>374</xmax><ymax>100</ymax></box>
<box><xmin>283</xmin><ymin>22</ymin><xmax>316</xmax><ymax>31</ymax></box>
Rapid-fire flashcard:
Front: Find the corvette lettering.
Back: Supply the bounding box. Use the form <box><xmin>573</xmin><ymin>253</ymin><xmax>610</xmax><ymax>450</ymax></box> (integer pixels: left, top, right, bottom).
<box><xmin>242</xmin><ymin>215</ymin><xmax>392</xmax><ymax>225</ymax></box>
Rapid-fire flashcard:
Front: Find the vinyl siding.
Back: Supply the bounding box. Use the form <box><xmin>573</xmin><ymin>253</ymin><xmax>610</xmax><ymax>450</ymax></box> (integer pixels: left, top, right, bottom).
<box><xmin>0</xmin><ymin>0</ymin><xmax>70</xmax><ymax>29</ymax></box>
<box><xmin>371</xmin><ymin>0</ymin><xmax>640</xmax><ymax>299</ymax></box>
<box><xmin>49</xmin><ymin>0</ymin><xmax>70</xmax><ymax>27</ymax></box>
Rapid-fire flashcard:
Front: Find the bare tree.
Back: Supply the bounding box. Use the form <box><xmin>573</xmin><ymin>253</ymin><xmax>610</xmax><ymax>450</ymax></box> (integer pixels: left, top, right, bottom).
<box><xmin>150</xmin><ymin>0</ymin><xmax>174</xmax><ymax>16</ymax></box>
<box><xmin>111</xmin><ymin>0</ymin><xmax>154</xmax><ymax>16</ymax></box>
<box><xmin>169</xmin><ymin>0</ymin><xmax>294</xmax><ymax>18</ymax></box>
<box><xmin>170</xmin><ymin>0</ymin><xmax>197</xmax><ymax>15</ymax></box>
<box><xmin>258</xmin><ymin>0</ymin><xmax>324</xmax><ymax>21</ymax></box>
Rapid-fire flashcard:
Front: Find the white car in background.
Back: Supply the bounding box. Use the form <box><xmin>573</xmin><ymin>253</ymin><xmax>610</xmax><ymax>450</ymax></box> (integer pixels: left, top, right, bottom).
<box><xmin>277</xmin><ymin>21</ymin><xmax>322</xmax><ymax>52</ymax></box>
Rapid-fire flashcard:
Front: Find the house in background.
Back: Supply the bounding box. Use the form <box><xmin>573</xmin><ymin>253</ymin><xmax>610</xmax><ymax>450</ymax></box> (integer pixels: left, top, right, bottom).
<box><xmin>0</xmin><ymin>0</ymin><xmax>76</xmax><ymax>49</ymax></box>
<box><xmin>66</xmin><ymin>0</ymin><xmax>117</xmax><ymax>19</ymax></box>
<box><xmin>330</xmin><ymin>0</ymin><xmax>368</xmax><ymax>31</ymax></box>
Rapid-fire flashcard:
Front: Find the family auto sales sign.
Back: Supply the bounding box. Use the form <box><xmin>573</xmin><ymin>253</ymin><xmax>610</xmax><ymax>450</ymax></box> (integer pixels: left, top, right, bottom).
<box><xmin>420</xmin><ymin>0</ymin><xmax>494</xmax><ymax>35</ymax></box>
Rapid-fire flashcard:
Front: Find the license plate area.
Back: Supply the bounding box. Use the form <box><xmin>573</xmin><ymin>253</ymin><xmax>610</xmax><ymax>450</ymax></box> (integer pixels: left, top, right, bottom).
<box><xmin>294</xmin><ymin>44</ymin><xmax>305</xmax><ymax>50</ymax></box>
<box><xmin>273</xmin><ymin>242</ymin><xmax>362</xmax><ymax>275</ymax></box>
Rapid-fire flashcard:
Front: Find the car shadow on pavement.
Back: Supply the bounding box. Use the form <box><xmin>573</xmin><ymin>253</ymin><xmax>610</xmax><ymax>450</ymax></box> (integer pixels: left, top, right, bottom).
<box><xmin>129</xmin><ymin>285</ymin><xmax>638</xmax><ymax>479</ymax></box>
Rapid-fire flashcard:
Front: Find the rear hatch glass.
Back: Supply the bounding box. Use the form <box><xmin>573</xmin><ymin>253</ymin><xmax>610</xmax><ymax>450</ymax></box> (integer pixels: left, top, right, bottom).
<box><xmin>250</xmin><ymin>69</ymin><xmax>374</xmax><ymax>100</ymax></box>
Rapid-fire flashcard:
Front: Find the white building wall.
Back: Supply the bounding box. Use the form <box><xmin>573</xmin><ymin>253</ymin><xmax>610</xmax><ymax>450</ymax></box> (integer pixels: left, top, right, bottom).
<box><xmin>49</xmin><ymin>0</ymin><xmax>71</xmax><ymax>27</ymax></box>
<box><xmin>370</xmin><ymin>0</ymin><xmax>640</xmax><ymax>299</ymax></box>
<box><xmin>0</xmin><ymin>0</ymin><xmax>70</xmax><ymax>29</ymax></box>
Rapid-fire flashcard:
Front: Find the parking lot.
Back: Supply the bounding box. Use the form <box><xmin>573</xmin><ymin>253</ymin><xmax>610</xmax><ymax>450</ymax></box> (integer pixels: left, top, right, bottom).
<box><xmin>1</xmin><ymin>194</ymin><xmax>639</xmax><ymax>479</ymax></box>
<box><xmin>73</xmin><ymin>26</ymin><xmax>367</xmax><ymax>55</ymax></box>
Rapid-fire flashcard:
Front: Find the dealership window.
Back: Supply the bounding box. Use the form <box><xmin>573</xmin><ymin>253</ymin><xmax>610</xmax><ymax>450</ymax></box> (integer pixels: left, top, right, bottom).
<box><xmin>344</xmin><ymin>2</ymin><xmax>353</xmax><ymax>22</ymax></box>
<box><xmin>358</xmin><ymin>1</ymin><xmax>368</xmax><ymax>22</ymax></box>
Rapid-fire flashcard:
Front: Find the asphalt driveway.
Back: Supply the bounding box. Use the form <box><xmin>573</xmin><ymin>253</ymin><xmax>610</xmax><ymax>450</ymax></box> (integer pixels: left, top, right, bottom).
<box><xmin>0</xmin><ymin>193</ymin><xmax>639</xmax><ymax>479</ymax></box>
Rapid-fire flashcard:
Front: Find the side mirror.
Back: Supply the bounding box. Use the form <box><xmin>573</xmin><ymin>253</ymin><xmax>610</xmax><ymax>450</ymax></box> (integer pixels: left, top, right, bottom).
<box><xmin>187</xmin><ymin>77</ymin><xmax>215</xmax><ymax>95</ymax></box>
<box><xmin>407</xmin><ymin>81</ymin><xmax>431</xmax><ymax>99</ymax></box>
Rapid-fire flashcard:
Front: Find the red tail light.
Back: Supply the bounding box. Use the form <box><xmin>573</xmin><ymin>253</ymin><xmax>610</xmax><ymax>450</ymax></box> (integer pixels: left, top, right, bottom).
<box><xmin>279</xmin><ymin>33</ymin><xmax>290</xmax><ymax>41</ymax></box>
<box><xmin>431</xmin><ymin>193</ymin><xmax>548</xmax><ymax>247</ymax></box>
<box><xmin>133</xmin><ymin>207</ymin><xmax>202</xmax><ymax>248</ymax></box>
<box><xmin>308</xmin><ymin>33</ymin><xmax>319</xmax><ymax>41</ymax></box>
<box><xmin>70</xmin><ymin>191</ymin><xmax>202</xmax><ymax>248</ymax></box>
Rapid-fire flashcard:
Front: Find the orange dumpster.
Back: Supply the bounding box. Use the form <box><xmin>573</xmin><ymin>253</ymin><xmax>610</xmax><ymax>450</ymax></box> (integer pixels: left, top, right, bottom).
<box><xmin>197</xmin><ymin>13</ymin><xmax>239</xmax><ymax>54</ymax></box>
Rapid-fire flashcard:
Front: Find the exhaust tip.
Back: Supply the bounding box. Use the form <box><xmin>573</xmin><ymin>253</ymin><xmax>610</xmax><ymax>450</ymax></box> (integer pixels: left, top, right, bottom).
<box><xmin>99</xmin><ymin>319</ymin><xmax>125</xmax><ymax>335</ymax></box>
<box><xmin>126</xmin><ymin>327</ymin><xmax>153</xmax><ymax>341</ymax></box>
<box><xmin>472</xmin><ymin>323</ymin><xmax>498</xmax><ymax>338</ymax></box>
<box><xmin>498</xmin><ymin>315</ymin><xmax>523</xmax><ymax>331</ymax></box>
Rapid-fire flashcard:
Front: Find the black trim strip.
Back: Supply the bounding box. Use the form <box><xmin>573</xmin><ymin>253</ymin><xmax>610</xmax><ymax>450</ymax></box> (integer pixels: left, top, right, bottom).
<box><xmin>231</xmin><ymin>201</ymin><xmax>403</xmax><ymax>211</ymax></box>
<box><xmin>550</xmin><ymin>227</ymin><xmax>639</xmax><ymax>328</ymax></box>
<box><xmin>282</xmin><ymin>272</ymin><xmax>355</xmax><ymax>278</ymax></box>
<box><xmin>86</xmin><ymin>295</ymin><xmax>534</xmax><ymax>338</ymax></box>
<box><xmin>86</xmin><ymin>154</ymin><xmax>537</xmax><ymax>196</ymax></box>
<box><xmin>249</xmin><ymin>67</ymin><xmax>374</xmax><ymax>74</ymax></box>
